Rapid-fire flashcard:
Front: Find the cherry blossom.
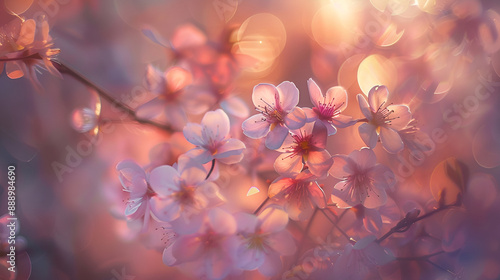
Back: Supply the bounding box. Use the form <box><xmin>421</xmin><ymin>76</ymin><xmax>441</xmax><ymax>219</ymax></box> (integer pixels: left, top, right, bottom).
<box><xmin>268</xmin><ymin>170</ymin><xmax>327</xmax><ymax>221</ymax></box>
<box><xmin>234</xmin><ymin>206</ymin><xmax>296</xmax><ymax>276</ymax></box>
<box><xmin>136</xmin><ymin>65</ymin><xmax>192</xmax><ymax>130</ymax></box>
<box><xmin>330</xmin><ymin>148</ymin><xmax>395</xmax><ymax>209</ymax></box>
<box><xmin>116</xmin><ymin>160</ymin><xmax>160</xmax><ymax>231</ymax></box>
<box><xmin>148</xmin><ymin>155</ymin><xmax>223</xmax><ymax>233</ymax></box>
<box><xmin>183</xmin><ymin>109</ymin><xmax>246</xmax><ymax>166</ymax></box>
<box><xmin>304</xmin><ymin>78</ymin><xmax>354</xmax><ymax>135</ymax></box>
<box><xmin>357</xmin><ymin>85</ymin><xmax>412</xmax><ymax>153</ymax></box>
<box><xmin>242</xmin><ymin>81</ymin><xmax>307</xmax><ymax>149</ymax></box>
<box><xmin>163</xmin><ymin>208</ymin><xmax>240</xmax><ymax>280</ymax></box>
<box><xmin>274</xmin><ymin>121</ymin><xmax>333</xmax><ymax>177</ymax></box>
<box><xmin>332</xmin><ymin>235</ymin><xmax>395</xmax><ymax>279</ymax></box>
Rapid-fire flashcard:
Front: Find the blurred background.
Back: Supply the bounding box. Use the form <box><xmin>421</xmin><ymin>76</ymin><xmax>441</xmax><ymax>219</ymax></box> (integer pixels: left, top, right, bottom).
<box><xmin>1</xmin><ymin>0</ymin><xmax>500</xmax><ymax>279</ymax></box>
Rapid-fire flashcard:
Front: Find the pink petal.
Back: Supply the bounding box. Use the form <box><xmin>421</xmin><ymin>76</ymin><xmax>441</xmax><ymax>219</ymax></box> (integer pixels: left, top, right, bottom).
<box><xmin>358</xmin><ymin>123</ymin><xmax>378</xmax><ymax>149</ymax></box>
<box><xmin>185</xmin><ymin>147</ymin><xmax>213</xmax><ymax>164</ymax></box>
<box><xmin>357</xmin><ymin>94</ymin><xmax>373</xmax><ymax>120</ymax></box>
<box><xmin>258</xmin><ymin>206</ymin><xmax>289</xmax><ymax>232</ymax></box>
<box><xmin>363</xmin><ymin>208</ymin><xmax>383</xmax><ymax>234</ymax></box>
<box><xmin>265</xmin><ymin>124</ymin><xmax>289</xmax><ymax>150</ymax></box>
<box><xmin>234</xmin><ymin>212</ymin><xmax>258</xmax><ymax>233</ymax></box>
<box><xmin>242</xmin><ymin>114</ymin><xmax>271</xmax><ymax>139</ymax></box>
<box><xmin>311</xmin><ymin>121</ymin><xmax>328</xmax><ymax>148</ymax></box>
<box><xmin>332</xmin><ymin>181</ymin><xmax>361</xmax><ymax>207</ymax></box>
<box><xmin>201</xmin><ymin>109</ymin><xmax>230</xmax><ymax>143</ymax></box>
<box><xmin>323</xmin><ymin>120</ymin><xmax>338</xmax><ymax>136</ymax></box>
<box><xmin>16</xmin><ymin>19</ymin><xmax>35</xmax><ymax>46</ymax></box>
<box><xmin>307</xmin><ymin>78</ymin><xmax>323</xmax><ymax>108</ymax></box>
<box><xmin>331</xmin><ymin>185</ymin><xmax>354</xmax><ymax>209</ymax></box>
<box><xmin>252</xmin><ymin>83</ymin><xmax>279</xmax><ymax>111</ymax></box>
<box><xmin>267</xmin><ymin>230</ymin><xmax>296</xmax><ymax>256</ymax></box>
<box><xmin>163</xmin><ymin>245</ymin><xmax>177</xmax><ymax>266</ymax></box>
<box><xmin>306</xmin><ymin>150</ymin><xmax>333</xmax><ymax>178</ymax></box>
<box><xmin>350</xmin><ymin>148</ymin><xmax>377</xmax><ymax>171</ymax></box>
<box><xmin>368</xmin><ymin>164</ymin><xmax>396</xmax><ymax>190</ymax></box>
<box><xmin>166</xmin><ymin>66</ymin><xmax>192</xmax><ymax>92</ymax></box>
<box><xmin>268</xmin><ymin>177</ymin><xmax>293</xmax><ymax>198</ymax></box>
<box><xmin>171</xmin><ymin>235</ymin><xmax>203</xmax><ymax>262</ymax></box>
<box><xmin>329</xmin><ymin>155</ymin><xmax>352</xmax><ymax>179</ymax></box>
<box><xmin>286</xmin><ymin>196</ymin><xmax>314</xmax><ymax>221</ymax></box>
<box><xmin>363</xmin><ymin>183</ymin><xmax>387</xmax><ymax>209</ymax></box>
<box><xmin>310</xmin><ymin>182</ymin><xmax>327</xmax><ymax>209</ymax></box>
<box><xmin>205</xmin><ymin>250</ymin><xmax>233</xmax><ymax>279</ymax></box>
<box><xmin>274</xmin><ymin>152</ymin><xmax>303</xmax><ymax>175</ymax></box>
<box><xmin>178</xmin><ymin>157</ymin><xmax>207</xmax><ymax>186</ymax></box>
<box><xmin>368</xmin><ymin>85</ymin><xmax>389</xmax><ymax>112</ymax></box>
<box><xmin>208</xmin><ymin>208</ymin><xmax>237</xmax><ymax>235</ymax></box>
<box><xmin>258</xmin><ymin>251</ymin><xmax>282</xmax><ymax>277</ymax></box>
<box><xmin>277</xmin><ymin>81</ymin><xmax>300</xmax><ymax>111</ymax></box>
<box><xmin>171</xmin><ymin>24</ymin><xmax>207</xmax><ymax>49</ymax></box>
<box><xmin>214</xmin><ymin>138</ymin><xmax>246</xmax><ymax>164</ymax></box>
<box><xmin>302</xmin><ymin>107</ymin><xmax>318</xmax><ymax>122</ymax></box>
<box><xmin>216</xmin><ymin>152</ymin><xmax>244</xmax><ymax>165</ymax></box>
<box><xmin>379</xmin><ymin>127</ymin><xmax>404</xmax><ymax>153</ymax></box>
<box><xmin>149</xmin><ymin>165</ymin><xmax>180</xmax><ymax>196</ymax></box>
<box><xmin>386</xmin><ymin>105</ymin><xmax>412</xmax><ymax>130</ymax></box>
<box><xmin>170</xmin><ymin>212</ymin><xmax>204</xmax><ymax>234</ymax></box>
<box><xmin>325</xmin><ymin>86</ymin><xmax>348</xmax><ymax>112</ymax></box>
<box><xmin>150</xmin><ymin>197</ymin><xmax>181</xmax><ymax>221</ymax></box>
<box><xmin>6</xmin><ymin>62</ymin><xmax>24</xmax><ymax>79</ymax></box>
<box><xmin>284</xmin><ymin>107</ymin><xmax>306</xmax><ymax>130</ymax></box>
<box><xmin>183</xmin><ymin>123</ymin><xmax>205</xmax><ymax>146</ymax></box>
<box><xmin>236</xmin><ymin>246</ymin><xmax>265</xmax><ymax>270</ymax></box>
<box><xmin>144</xmin><ymin>65</ymin><xmax>166</xmax><ymax>93</ymax></box>
<box><xmin>331</xmin><ymin>114</ymin><xmax>356</xmax><ymax>128</ymax></box>
<box><xmin>136</xmin><ymin>98</ymin><xmax>165</xmax><ymax>120</ymax></box>
<box><xmin>116</xmin><ymin>160</ymin><xmax>147</xmax><ymax>196</ymax></box>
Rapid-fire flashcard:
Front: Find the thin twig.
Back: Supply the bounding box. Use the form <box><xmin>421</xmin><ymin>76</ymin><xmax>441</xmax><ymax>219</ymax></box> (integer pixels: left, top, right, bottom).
<box><xmin>253</xmin><ymin>197</ymin><xmax>270</xmax><ymax>214</ymax></box>
<box><xmin>205</xmin><ymin>159</ymin><xmax>216</xmax><ymax>180</ymax></box>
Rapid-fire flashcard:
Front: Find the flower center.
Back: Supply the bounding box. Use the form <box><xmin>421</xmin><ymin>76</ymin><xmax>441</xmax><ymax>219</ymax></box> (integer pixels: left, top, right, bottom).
<box><xmin>315</xmin><ymin>99</ymin><xmax>344</xmax><ymax>120</ymax></box>
<box><xmin>256</xmin><ymin>98</ymin><xmax>285</xmax><ymax>124</ymax></box>
<box><xmin>371</xmin><ymin>101</ymin><xmax>397</xmax><ymax>128</ymax></box>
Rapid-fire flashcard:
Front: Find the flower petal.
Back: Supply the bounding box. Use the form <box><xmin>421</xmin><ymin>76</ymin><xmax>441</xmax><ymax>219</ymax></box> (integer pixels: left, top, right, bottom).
<box><xmin>310</xmin><ymin>182</ymin><xmax>327</xmax><ymax>209</ymax></box>
<box><xmin>358</xmin><ymin>123</ymin><xmax>378</xmax><ymax>149</ymax></box>
<box><xmin>329</xmin><ymin>155</ymin><xmax>352</xmax><ymax>179</ymax></box>
<box><xmin>201</xmin><ymin>109</ymin><xmax>230</xmax><ymax>143</ymax></box>
<box><xmin>184</xmin><ymin>147</ymin><xmax>213</xmax><ymax>164</ymax></box>
<box><xmin>252</xmin><ymin>83</ymin><xmax>279</xmax><ymax>110</ymax></box>
<box><xmin>265</xmin><ymin>124</ymin><xmax>289</xmax><ymax>150</ymax></box>
<box><xmin>386</xmin><ymin>104</ymin><xmax>412</xmax><ymax>130</ymax></box>
<box><xmin>214</xmin><ymin>138</ymin><xmax>246</xmax><ymax>164</ymax></box>
<box><xmin>331</xmin><ymin>114</ymin><xmax>356</xmax><ymax>128</ymax></box>
<box><xmin>166</xmin><ymin>66</ymin><xmax>192</xmax><ymax>92</ymax></box>
<box><xmin>258</xmin><ymin>251</ymin><xmax>282</xmax><ymax>277</ymax></box>
<box><xmin>258</xmin><ymin>206</ymin><xmax>289</xmax><ymax>233</ymax></box>
<box><xmin>208</xmin><ymin>208</ymin><xmax>237</xmax><ymax>235</ymax></box>
<box><xmin>171</xmin><ymin>235</ymin><xmax>203</xmax><ymax>262</ymax></box>
<box><xmin>268</xmin><ymin>177</ymin><xmax>293</xmax><ymax>198</ymax></box>
<box><xmin>149</xmin><ymin>165</ymin><xmax>180</xmax><ymax>196</ymax></box>
<box><xmin>307</xmin><ymin>78</ymin><xmax>323</xmax><ymax>108</ymax></box>
<box><xmin>284</xmin><ymin>107</ymin><xmax>306</xmax><ymax>130</ymax></box>
<box><xmin>357</xmin><ymin>94</ymin><xmax>372</xmax><ymax>120</ymax></box>
<box><xmin>274</xmin><ymin>152</ymin><xmax>303</xmax><ymax>175</ymax></box>
<box><xmin>368</xmin><ymin>85</ymin><xmax>389</xmax><ymax>112</ymax></box>
<box><xmin>325</xmin><ymin>86</ymin><xmax>348</xmax><ymax>112</ymax></box>
<box><xmin>183</xmin><ymin>123</ymin><xmax>205</xmax><ymax>146</ymax></box>
<box><xmin>150</xmin><ymin>197</ymin><xmax>181</xmax><ymax>222</ymax></box>
<box><xmin>380</xmin><ymin>127</ymin><xmax>404</xmax><ymax>153</ymax></box>
<box><xmin>234</xmin><ymin>212</ymin><xmax>258</xmax><ymax>233</ymax></box>
<box><xmin>350</xmin><ymin>148</ymin><xmax>377</xmax><ymax>171</ymax></box>
<box><xmin>277</xmin><ymin>81</ymin><xmax>300</xmax><ymax>111</ymax></box>
<box><xmin>242</xmin><ymin>114</ymin><xmax>271</xmax><ymax>139</ymax></box>
<box><xmin>311</xmin><ymin>121</ymin><xmax>328</xmax><ymax>149</ymax></box>
<box><xmin>306</xmin><ymin>150</ymin><xmax>333</xmax><ymax>178</ymax></box>
<box><xmin>302</xmin><ymin>107</ymin><xmax>318</xmax><ymax>122</ymax></box>
<box><xmin>267</xmin><ymin>230</ymin><xmax>296</xmax><ymax>256</ymax></box>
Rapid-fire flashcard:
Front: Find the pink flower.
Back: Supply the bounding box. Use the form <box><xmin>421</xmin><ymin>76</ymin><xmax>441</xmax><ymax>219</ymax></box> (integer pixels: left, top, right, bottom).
<box><xmin>148</xmin><ymin>155</ymin><xmax>222</xmax><ymax>233</ymax></box>
<box><xmin>268</xmin><ymin>170</ymin><xmax>327</xmax><ymax>221</ymax></box>
<box><xmin>274</xmin><ymin>121</ymin><xmax>333</xmax><ymax>177</ymax></box>
<box><xmin>330</xmin><ymin>148</ymin><xmax>395</xmax><ymax>209</ymax></box>
<box><xmin>242</xmin><ymin>82</ymin><xmax>307</xmax><ymax>149</ymax></box>
<box><xmin>357</xmin><ymin>85</ymin><xmax>412</xmax><ymax>153</ymax></box>
<box><xmin>183</xmin><ymin>109</ymin><xmax>246</xmax><ymax>165</ymax></box>
<box><xmin>136</xmin><ymin>65</ymin><xmax>192</xmax><ymax>130</ymax></box>
<box><xmin>0</xmin><ymin>18</ymin><xmax>61</xmax><ymax>89</ymax></box>
<box><xmin>304</xmin><ymin>78</ymin><xmax>354</xmax><ymax>135</ymax></box>
<box><xmin>234</xmin><ymin>206</ymin><xmax>296</xmax><ymax>276</ymax></box>
<box><xmin>116</xmin><ymin>160</ymin><xmax>161</xmax><ymax>231</ymax></box>
<box><xmin>163</xmin><ymin>208</ymin><xmax>240</xmax><ymax>280</ymax></box>
<box><xmin>332</xmin><ymin>235</ymin><xmax>394</xmax><ymax>279</ymax></box>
